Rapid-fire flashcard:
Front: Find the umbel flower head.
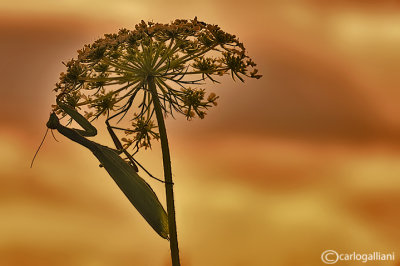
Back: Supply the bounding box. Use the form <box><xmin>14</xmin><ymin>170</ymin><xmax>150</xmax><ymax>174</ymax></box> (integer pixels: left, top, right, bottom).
<box><xmin>54</xmin><ymin>17</ymin><xmax>261</xmax><ymax>152</ymax></box>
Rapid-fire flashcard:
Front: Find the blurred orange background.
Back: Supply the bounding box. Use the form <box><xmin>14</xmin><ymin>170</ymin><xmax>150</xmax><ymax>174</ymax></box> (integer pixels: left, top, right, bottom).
<box><xmin>1</xmin><ymin>1</ymin><xmax>400</xmax><ymax>265</ymax></box>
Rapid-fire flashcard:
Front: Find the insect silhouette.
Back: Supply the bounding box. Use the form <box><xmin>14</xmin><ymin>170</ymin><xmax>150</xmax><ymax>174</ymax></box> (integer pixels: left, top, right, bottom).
<box><xmin>32</xmin><ymin>94</ymin><xmax>169</xmax><ymax>239</ymax></box>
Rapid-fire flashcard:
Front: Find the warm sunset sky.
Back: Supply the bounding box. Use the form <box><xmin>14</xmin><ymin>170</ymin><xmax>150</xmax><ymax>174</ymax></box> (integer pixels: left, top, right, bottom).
<box><xmin>1</xmin><ymin>1</ymin><xmax>400</xmax><ymax>266</ymax></box>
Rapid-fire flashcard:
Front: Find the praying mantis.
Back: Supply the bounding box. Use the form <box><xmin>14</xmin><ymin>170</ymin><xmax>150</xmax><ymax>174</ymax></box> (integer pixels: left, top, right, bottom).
<box><xmin>42</xmin><ymin>94</ymin><xmax>169</xmax><ymax>239</ymax></box>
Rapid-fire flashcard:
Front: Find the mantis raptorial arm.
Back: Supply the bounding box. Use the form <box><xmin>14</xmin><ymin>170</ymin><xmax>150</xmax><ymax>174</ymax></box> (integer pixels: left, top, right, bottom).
<box><xmin>56</xmin><ymin>97</ymin><xmax>97</xmax><ymax>137</ymax></box>
<box><xmin>46</xmin><ymin>102</ymin><xmax>169</xmax><ymax>239</ymax></box>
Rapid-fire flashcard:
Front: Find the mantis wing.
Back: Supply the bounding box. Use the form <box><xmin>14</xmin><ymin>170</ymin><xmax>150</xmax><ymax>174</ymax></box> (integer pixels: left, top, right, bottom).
<box><xmin>91</xmin><ymin>142</ymin><xmax>169</xmax><ymax>239</ymax></box>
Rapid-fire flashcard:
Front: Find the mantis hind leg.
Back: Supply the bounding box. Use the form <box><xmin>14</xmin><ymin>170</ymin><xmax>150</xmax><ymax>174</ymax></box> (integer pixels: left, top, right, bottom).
<box><xmin>105</xmin><ymin>119</ymin><xmax>139</xmax><ymax>172</ymax></box>
<box><xmin>105</xmin><ymin>117</ymin><xmax>167</xmax><ymax>183</ymax></box>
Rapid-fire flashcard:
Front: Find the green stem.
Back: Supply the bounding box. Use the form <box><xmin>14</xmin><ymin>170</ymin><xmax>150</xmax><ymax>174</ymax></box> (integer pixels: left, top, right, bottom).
<box><xmin>147</xmin><ymin>76</ymin><xmax>181</xmax><ymax>266</ymax></box>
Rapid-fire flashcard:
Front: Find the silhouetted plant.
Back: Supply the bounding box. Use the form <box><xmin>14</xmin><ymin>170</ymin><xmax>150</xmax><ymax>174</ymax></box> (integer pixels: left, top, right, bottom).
<box><xmin>51</xmin><ymin>17</ymin><xmax>261</xmax><ymax>266</ymax></box>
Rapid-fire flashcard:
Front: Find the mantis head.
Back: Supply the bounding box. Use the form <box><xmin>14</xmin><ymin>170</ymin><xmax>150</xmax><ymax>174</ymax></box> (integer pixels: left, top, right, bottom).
<box><xmin>46</xmin><ymin>112</ymin><xmax>60</xmax><ymax>130</ymax></box>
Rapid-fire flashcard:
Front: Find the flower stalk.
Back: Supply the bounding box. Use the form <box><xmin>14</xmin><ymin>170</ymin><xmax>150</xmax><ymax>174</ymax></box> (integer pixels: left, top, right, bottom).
<box><xmin>148</xmin><ymin>75</ymin><xmax>180</xmax><ymax>265</ymax></box>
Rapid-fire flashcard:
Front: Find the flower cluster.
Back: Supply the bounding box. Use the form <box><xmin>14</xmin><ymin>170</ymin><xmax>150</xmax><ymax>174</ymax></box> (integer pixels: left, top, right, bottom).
<box><xmin>53</xmin><ymin>17</ymin><xmax>261</xmax><ymax>152</ymax></box>
<box><xmin>121</xmin><ymin>117</ymin><xmax>160</xmax><ymax>151</ymax></box>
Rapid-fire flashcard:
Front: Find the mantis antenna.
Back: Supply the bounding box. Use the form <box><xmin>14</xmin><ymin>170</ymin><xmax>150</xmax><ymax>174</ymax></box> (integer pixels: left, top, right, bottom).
<box><xmin>30</xmin><ymin>116</ymin><xmax>61</xmax><ymax>168</ymax></box>
<box><xmin>30</xmin><ymin>127</ymin><xmax>49</xmax><ymax>168</ymax></box>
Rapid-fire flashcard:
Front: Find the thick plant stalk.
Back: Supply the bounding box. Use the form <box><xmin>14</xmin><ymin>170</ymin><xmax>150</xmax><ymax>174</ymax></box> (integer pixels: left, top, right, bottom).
<box><xmin>148</xmin><ymin>76</ymin><xmax>181</xmax><ymax>266</ymax></box>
